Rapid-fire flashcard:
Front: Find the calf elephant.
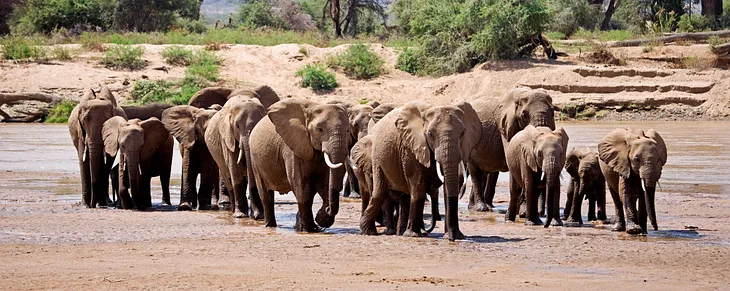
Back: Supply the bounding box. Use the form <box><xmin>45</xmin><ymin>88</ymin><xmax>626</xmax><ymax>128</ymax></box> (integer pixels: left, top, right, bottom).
<box><xmin>69</xmin><ymin>86</ymin><xmax>127</xmax><ymax>208</ymax></box>
<box><xmin>360</xmin><ymin>101</ymin><xmax>481</xmax><ymax>240</ymax></box>
<box><xmin>250</xmin><ymin>99</ymin><xmax>350</xmax><ymax>232</ymax></box>
<box><xmin>505</xmin><ymin>125</ymin><xmax>568</xmax><ymax>227</ymax></box>
<box><xmin>103</xmin><ymin>117</ymin><xmax>174</xmax><ymax>209</ymax></box>
<box><xmin>162</xmin><ymin>105</ymin><xmax>220</xmax><ymax>210</ymax></box>
<box><xmin>466</xmin><ymin>88</ymin><xmax>556</xmax><ymax>212</ymax></box>
<box><xmin>563</xmin><ymin>148</ymin><xmax>607</xmax><ymax>225</ymax></box>
<box><xmin>598</xmin><ymin>128</ymin><xmax>667</xmax><ymax>235</ymax></box>
<box><xmin>205</xmin><ymin>89</ymin><xmax>279</xmax><ymax>219</ymax></box>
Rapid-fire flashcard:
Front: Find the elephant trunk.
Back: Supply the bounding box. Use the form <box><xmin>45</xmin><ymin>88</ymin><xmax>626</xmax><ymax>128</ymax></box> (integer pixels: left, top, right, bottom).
<box><xmin>543</xmin><ymin>157</ymin><xmax>560</xmax><ymax>228</ymax></box>
<box><xmin>88</xmin><ymin>143</ymin><xmax>108</xmax><ymax>208</ymax></box>
<box><xmin>243</xmin><ymin>135</ymin><xmax>262</xmax><ymax>217</ymax></box>
<box><xmin>643</xmin><ymin>180</ymin><xmax>658</xmax><ymax>231</ymax></box>
<box><xmin>126</xmin><ymin>155</ymin><xmax>143</xmax><ymax>209</ymax></box>
<box><xmin>316</xmin><ymin>134</ymin><xmax>347</xmax><ymax>228</ymax></box>
<box><xmin>423</xmin><ymin>190</ymin><xmax>439</xmax><ymax>233</ymax></box>
<box><xmin>529</xmin><ymin>112</ymin><xmax>555</xmax><ymax>130</ymax></box>
<box><xmin>436</xmin><ymin>137</ymin><xmax>462</xmax><ymax>239</ymax></box>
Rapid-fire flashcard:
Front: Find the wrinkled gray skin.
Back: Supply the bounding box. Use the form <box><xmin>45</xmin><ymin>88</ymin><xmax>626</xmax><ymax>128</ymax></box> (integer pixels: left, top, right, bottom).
<box><xmin>505</xmin><ymin>125</ymin><xmax>568</xmax><ymax>227</ymax></box>
<box><xmin>563</xmin><ymin>148</ymin><xmax>607</xmax><ymax>225</ymax></box>
<box><xmin>250</xmin><ymin>99</ymin><xmax>350</xmax><ymax>232</ymax></box>
<box><xmin>360</xmin><ymin>102</ymin><xmax>481</xmax><ymax>241</ymax></box>
<box><xmin>103</xmin><ymin>117</ymin><xmax>173</xmax><ymax>209</ymax></box>
<box><xmin>350</xmin><ymin>135</ymin><xmax>440</xmax><ymax>235</ymax></box>
<box><xmin>205</xmin><ymin>89</ymin><xmax>279</xmax><ymax>219</ymax></box>
<box><xmin>122</xmin><ymin>103</ymin><xmax>173</xmax><ymax>120</ymax></box>
<box><xmin>364</xmin><ymin>102</ymin><xmax>402</xmax><ymax>225</ymax></box>
<box><xmin>69</xmin><ymin>86</ymin><xmax>127</xmax><ymax>208</ymax></box>
<box><xmin>465</xmin><ymin>88</ymin><xmax>556</xmax><ymax>214</ymax></box>
<box><xmin>161</xmin><ymin>105</ymin><xmax>220</xmax><ymax>210</ymax></box>
<box><xmin>598</xmin><ymin>128</ymin><xmax>667</xmax><ymax>235</ymax></box>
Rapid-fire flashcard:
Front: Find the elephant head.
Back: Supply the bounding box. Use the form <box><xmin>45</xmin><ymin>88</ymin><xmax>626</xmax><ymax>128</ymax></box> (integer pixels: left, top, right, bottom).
<box><xmin>267</xmin><ymin>98</ymin><xmax>350</xmax><ymax>227</ymax></box>
<box><xmin>368</xmin><ymin>102</ymin><xmax>398</xmax><ymax>132</ymax></box>
<box><xmin>598</xmin><ymin>128</ymin><xmax>666</xmax><ymax>231</ymax></box>
<box><xmin>102</xmin><ymin>117</ymin><xmax>170</xmax><ymax>209</ymax></box>
<box><xmin>521</xmin><ymin>125</ymin><xmax>569</xmax><ymax>227</ymax></box>
<box><xmin>499</xmin><ymin>88</ymin><xmax>555</xmax><ymax>142</ymax></box>
<box><xmin>566</xmin><ymin>148</ymin><xmax>601</xmax><ymax>199</ymax></box>
<box><xmin>326</xmin><ymin>100</ymin><xmax>376</xmax><ymax>144</ymax></box>
<box><xmin>69</xmin><ymin>86</ymin><xmax>126</xmax><ymax>207</ymax></box>
<box><xmin>395</xmin><ymin>101</ymin><xmax>481</xmax><ymax>239</ymax></box>
<box><xmin>161</xmin><ymin>105</ymin><xmax>219</xmax><ymax>150</ymax></box>
<box><xmin>188</xmin><ymin>85</ymin><xmax>281</xmax><ymax>109</ymax></box>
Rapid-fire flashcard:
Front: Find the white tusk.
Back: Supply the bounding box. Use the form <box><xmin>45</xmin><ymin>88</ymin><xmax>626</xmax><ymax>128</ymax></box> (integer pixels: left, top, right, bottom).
<box><xmin>436</xmin><ymin>161</ymin><xmax>444</xmax><ymax>183</ymax></box>
<box><xmin>347</xmin><ymin>155</ymin><xmax>358</xmax><ymax>170</ymax></box>
<box><xmin>541</xmin><ymin>172</ymin><xmax>547</xmax><ymax>182</ymax></box>
<box><xmin>460</xmin><ymin>161</ymin><xmax>468</xmax><ymax>186</ymax></box>
<box><xmin>138</xmin><ymin>164</ymin><xmax>143</xmax><ymax>176</ymax></box>
<box><xmin>112</xmin><ymin>149</ymin><xmax>120</xmax><ymax>168</ymax></box>
<box><xmin>237</xmin><ymin>147</ymin><xmax>244</xmax><ymax>164</ymax></box>
<box><xmin>324</xmin><ymin>152</ymin><xmax>343</xmax><ymax>169</ymax></box>
<box><xmin>82</xmin><ymin>146</ymin><xmax>88</xmax><ymax>162</ymax></box>
<box><xmin>641</xmin><ymin>181</ymin><xmax>647</xmax><ymax>194</ymax></box>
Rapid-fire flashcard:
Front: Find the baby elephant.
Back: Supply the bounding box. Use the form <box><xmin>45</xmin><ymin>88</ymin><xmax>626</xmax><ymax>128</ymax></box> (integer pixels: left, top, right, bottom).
<box><xmin>505</xmin><ymin>125</ymin><xmax>568</xmax><ymax>227</ymax></box>
<box><xmin>563</xmin><ymin>148</ymin><xmax>607</xmax><ymax>225</ymax></box>
<box><xmin>103</xmin><ymin>117</ymin><xmax>174</xmax><ymax>209</ymax></box>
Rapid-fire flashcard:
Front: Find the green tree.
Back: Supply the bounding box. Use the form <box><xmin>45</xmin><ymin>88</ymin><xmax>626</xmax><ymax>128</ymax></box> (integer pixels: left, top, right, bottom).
<box><xmin>112</xmin><ymin>0</ymin><xmax>201</xmax><ymax>32</ymax></box>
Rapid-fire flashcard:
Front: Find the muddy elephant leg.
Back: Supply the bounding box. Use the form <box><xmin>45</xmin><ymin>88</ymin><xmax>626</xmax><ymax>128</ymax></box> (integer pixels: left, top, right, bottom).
<box><xmin>587</xmin><ymin>193</ymin><xmax>597</xmax><ymax>222</ymax></box>
<box><xmin>638</xmin><ymin>189</ymin><xmax>648</xmax><ymax>234</ymax></box>
<box><xmin>78</xmin><ymin>146</ymin><xmax>92</xmax><ymax>207</ymax></box>
<box><xmin>563</xmin><ymin>179</ymin><xmax>575</xmax><ymax>221</ymax></box>
<box><xmin>260</xmin><ymin>187</ymin><xmax>276</xmax><ymax>228</ymax></box>
<box><xmin>396</xmin><ymin>195</ymin><xmax>410</xmax><ymax>236</ymax></box>
<box><xmin>382</xmin><ymin>198</ymin><xmax>396</xmax><ymax>235</ymax></box>
<box><xmin>608</xmin><ymin>187</ymin><xmax>625</xmax><ymax>231</ymax></box>
<box><xmin>467</xmin><ymin>165</ymin><xmax>490</xmax><ymax>212</ymax></box>
<box><xmin>294</xmin><ymin>186</ymin><xmax>318</xmax><ymax>233</ymax></box>
<box><xmin>622</xmin><ymin>177</ymin><xmax>641</xmax><ymax>234</ymax></box>
<box><xmin>160</xmin><ymin>172</ymin><xmax>171</xmax><ymax>206</ymax></box>
<box><xmin>217</xmin><ymin>178</ymin><xmax>229</xmax><ymax>210</ymax></box>
<box><xmin>404</xmin><ymin>193</ymin><xmax>426</xmax><ymax>237</ymax></box>
<box><xmin>119</xmin><ymin>161</ymin><xmax>133</xmax><ymax>209</ymax></box>
<box><xmin>178</xmin><ymin>148</ymin><xmax>197</xmax><ymax>211</ymax></box>
<box><xmin>524</xmin><ymin>171</ymin><xmax>542</xmax><ymax>226</ymax></box>
<box><xmin>569</xmin><ymin>181</ymin><xmax>584</xmax><ymax>224</ymax></box>
<box><xmin>484</xmin><ymin>172</ymin><xmax>499</xmax><ymax>208</ymax></box>
<box><xmin>360</xmin><ymin>169</ymin><xmax>387</xmax><ymax>235</ymax></box>
<box><xmin>232</xmin><ymin>178</ymin><xmax>250</xmax><ymax>218</ymax></box>
<box><xmin>506</xmin><ymin>176</ymin><xmax>520</xmax><ymax>222</ymax></box>
<box><xmin>197</xmin><ymin>153</ymin><xmax>218</xmax><ymax>210</ymax></box>
<box><xmin>596</xmin><ymin>178</ymin><xmax>607</xmax><ymax>221</ymax></box>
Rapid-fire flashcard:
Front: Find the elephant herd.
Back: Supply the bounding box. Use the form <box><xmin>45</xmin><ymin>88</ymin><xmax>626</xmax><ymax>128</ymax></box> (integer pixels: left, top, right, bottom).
<box><xmin>68</xmin><ymin>85</ymin><xmax>668</xmax><ymax>240</ymax></box>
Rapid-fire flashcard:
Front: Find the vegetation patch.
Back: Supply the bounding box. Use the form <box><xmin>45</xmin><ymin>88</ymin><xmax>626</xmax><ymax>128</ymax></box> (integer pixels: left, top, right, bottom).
<box><xmin>296</xmin><ymin>63</ymin><xmax>338</xmax><ymax>91</ymax></box>
<box><xmin>130</xmin><ymin>79</ymin><xmax>201</xmax><ymax>106</ymax></box>
<box><xmin>161</xmin><ymin>45</ymin><xmax>194</xmax><ymax>66</ymax></box>
<box><xmin>44</xmin><ymin>100</ymin><xmax>77</xmax><ymax>123</ymax></box>
<box><xmin>328</xmin><ymin>44</ymin><xmax>384</xmax><ymax>80</ymax></box>
<box><xmin>396</xmin><ymin>47</ymin><xmax>424</xmax><ymax>75</ymax></box>
<box><xmin>582</xmin><ymin>42</ymin><xmax>624</xmax><ymax>65</ymax></box>
<box><xmin>0</xmin><ymin>36</ymin><xmax>47</xmax><ymax>62</ymax></box>
<box><xmin>52</xmin><ymin>46</ymin><xmax>73</xmax><ymax>61</ymax></box>
<box><xmin>101</xmin><ymin>45</ymin><xmax>146</xmax><ymax>70</ymax></box>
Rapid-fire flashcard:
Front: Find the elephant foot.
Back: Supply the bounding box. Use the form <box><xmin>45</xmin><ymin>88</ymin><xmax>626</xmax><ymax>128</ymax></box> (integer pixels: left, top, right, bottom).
<box><xmin>177</xmin><ymin>202</ymin><xmax>193</xmax><ymax>211</ymax></box>
<box><xmin>315</xmin><ymin>210</ymin><xmax>335</xmax><ymax>228</ymax></box>
<box><xmin>443</xmin><ymin>229</ymin><xmax>465</xmax><ymax>241</ymax></box>
<box><xmin>468</xmin><ymin>201</ymin><xmax>492</xmax><ymax>212</ymax></box>
<box><xmin>597</xmin><ymin>211</ymin><xmax>607</xmax><ymax>221</ymax></box>
<box><xmin>549</xmin><ymin>218</ymin><xmax>564</xmax><ymax>227</ymax></box>
<box><xmin>360</xmin><ymin>219</ymin><xmax>378</xmax><ymax>236</ymax></box>
<box><xmin>504</xmin><ymin>211</ymin><xmax>516</xmax><ymax>222</ymax></box>
<box><xmin>251</xmin><ymin>210</ymin><xmax>264</xmax><ymax>220</ymax></box>
<box><xmin>296</xmin><ymin>223</ymin><xmax>322</xmax><ymax>233</ymax></box>
<box><xmin>210</xmin><ymin>204</ymin><xmax>220</xmax><ymax>211</ymax></box>
<box><xmin>525</xmin><ymin>218</ymin><xmax>543</xmax><ymax>226</ymax></box>
<box><xmin>566</xmin><ymin>216</ymin><xmax>583</xmax><ymax>225</ymax></box>
<box><xmin>382</xmin><ymin>228</ymin><xmax>397</xmax><ymax>236</ymax></box>
<box><xmin>402</xmin><ymin>229</ymin><xmax>424</xmax><ymax>237</ymax></box>
<box><xmin>538</xmin><ymin>210</ymin><xmax>546</xmax><ymax>217</ymax></box>
<box><xmin>626</xmin><ymin>223</ymin><xmax>643</xmax><ymax>235</ymax></box>
<box><xmin>233</xmin><ymin>211</ymin><xmax>248</xmax><ymax>219</ymax></box>
<box><xmin>162</xmin><ymin>199</ymin><xmax>172</xmax><ymax>206</ymax></box>
<box><xmin>348</xmin><ymin>192</ymin><xmax>361</xmax><ymax>199</ymax></box>
<box><xmin>587</xmin><ymin>214</ymin><xmax>598</xmax><ymax>221</ymax></box>
<box><xmin>198</xmin><ymin>204</ymin><xmax>212</xmax><ymax>211</ymax></box>
<box><xmin>612</xmin><ymin>222</ymin><xmax>626</xmax><ymax>232</ymax></box>
<box><xmin>518</xmin><ymin>204</ymin><xmax>527</xmax><ymax>218</ymax></box>
<box><xmin>219</xmin><ymin>201</ymin><xmax>231</xmax><ymax>211</ymax></box>
<box><xmin>264</xmin><ymin>219</ymin><xmax>277</xmax><ymax>228</ymax></box>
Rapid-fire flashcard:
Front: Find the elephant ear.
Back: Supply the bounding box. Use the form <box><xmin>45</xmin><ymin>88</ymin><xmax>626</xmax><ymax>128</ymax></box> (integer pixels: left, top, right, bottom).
<box><xmin>395</xmin><ymin>103</ymin><xmax>430</xmax><ymax>168</ymax></box>
<box><xmin>455</xmin><ymin>102</ymin><xmax>482</xmax><ymax>162</ymax></box>
<box><xmin>98</xmin><ymin>86</ymin><xmax>120</xmax><ymax>108</ymax></box>
<box><xmin>80</xmin><ymin>87</ymin><xmax>96</xmax><ymax>102</ymax></box>
<box><xmin>140</xmin><ymin>118</ymin><xmax>170</xmax><ymax>161</ymax></box>
<box><xmin>565</xmin><ymin>148</ymin><xmax>581</xmax><ymax>175</ymax></box>
<box><xmin>253</xmin><ymin>85</ymin><xmax>281</xmax><ymax>110</ymax></box>
<box><xmin>188</xmin><ymin>87</ymin><xmax>234</xmax><ymax>108</ymax></box>
<box><xmin>102</xmin><ymin>116</ymin><xmax>127</xmax><ymax>157</ymax></box>
<box><xmin>218</xmin><ymin>104</ymin><xmax>237</xmax><ymax>154</ymax></box>
<box><xmin>598</xmin><ymin>128</ymin><xmax>632</xmax><ymax>179</ymax></box>
<box><xmin>554</xmin><ymin>127</ymin><xmax>569</xmax><ymax>159</ymax></box>
<box><xmin>351</xmin><ymin>136</ymin><xmax>372</xmax><ymax>170</ymax></box>
<box><xmin>161</xmin><ymin>106</ymin><xmax>198</xmax><ymax>149</ymax></box>
<box><xmin>520</xmin><ymin>125</ymin><xmax>539</xmax><ymax>172</ymax></box>
<box><xmin>645</xmin><ymin>129</ymin><xmax>667</xmax><ymax>166</ymax></box>
<box><xmin>267</xmin><ymin>98</ymin><xmax>315</xmax><ymax>160</ymax></box>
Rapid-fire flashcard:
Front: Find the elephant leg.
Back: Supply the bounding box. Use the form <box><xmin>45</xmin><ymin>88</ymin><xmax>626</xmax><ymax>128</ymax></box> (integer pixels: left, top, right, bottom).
<box><xmin>467</xmin><ymin>165</ymin><xmax>490</xmax><ymax>212</ymax></box>
<box><xmin>622</xmin><ymin>177</ymin><xmax>641</xmax><ymax>234</ymax></box>
<box><xmin>78</xmin><ymin>147</ymin><xmax>92</xmax><ymax>207</ymax></box>
<box><xmin>524</xmin><ymin>172</ymin><xmax>542</xmax><ymax>226</ymax></box>
<box><xmin>484</xmin><ymin>172</ymin><xmax>499</xmax><ymax>208</ymax></box>
<box><xmin>404</xmin><ymin>193</ymin><xmax>426</xmax><ymax>237</ymax></box>
<box><xmin>261</xmin><ymin>189</ymin><xmax>276</xmax><ymax>227</ymax></box>
<box><xmin>295</xmin><ymin>192</ymin><xmax>319</xmax><ymax>233</ymax></box>
<box><xmin>110</xmin><ymin>165</ymin><xmax>119</xmax><ymax>208</ymax></box>
<box><xmin>160</xmin><ymin>170</ymin><xmax>171</xmax><ymax>206</ymax></box>
<box><xmin>563</xmin><ymin>179</ymin><xmax>575</xmax><ymax>221</ymax></box>
<box><xmin>197</xmin><ymin>156</ymin><xmax>218</xmax><ymax>211</ymax></box>
<box><xmin>537</xmin><ymin>187</ymin><xmax>546</xmax><ymax>217</ymax></box>
<box><xmin>360</xmin><ymin>169</ymin><xmax>387</xmax><ymax>235</ymax></box>
<box><xmin>505</xmin><ymin>176</ymin><xmax>520</xmax><ymax>222</ymax></box>
<box><xmin>638</xmin><ymin>190</ymin><xmax>648</xmax><ymax>234</ymax></box>
<box><xmin>569</xmin><ymin>181</ymin><xmax>584</xmax><ymax>224</ymax></box>
<box><xmin>382</xmin><ymin>198</ymin><xmax>396</xmax><ymax>235</ymax></box>
<box><xmin>247</xmin><ymin>176</ymin><xmax>264</xmax><ymax>220</ymax></box>
<box><xmin>231</xmin><ymin>178</ymin><xmax>249</xmax><ymax>218</ymax></box>
<box><xmin>596</xmin><ymin>178</ymin><xmax>608</xmax><ymax>221</ymax></box>
<box><xmin>119</xmin><ymin>163</ymin><xmax>133</xmax><ymax>209</ymax></box>
<box><xmin>218</xmin><ymin>178</ymin><xmax>229</xmax><ymax>210</ymax></box>
<box><xmin>608</xmin><ymin>187</ymin><xmax>625</xmax><ymax>232</ymax></box>
<box><xmin>178</xmin><ymin>148</ymin><xmax>197</xmax><ymax>211</ymax></box>
<box><xmin>587</xmin><ymin>194</ymin><xmax>597</xmax><ymax>222</ymax></box>
<box><xmin>397</xmin><ymin>194</ymin><xmax>410</xmax><ymax>236</ymax></box>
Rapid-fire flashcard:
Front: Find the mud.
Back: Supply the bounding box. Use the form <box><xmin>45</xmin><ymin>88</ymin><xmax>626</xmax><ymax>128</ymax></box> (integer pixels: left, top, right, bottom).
<box><xmin>1</xmin><ymin>122</ymin><xmax>729</xmax><ymax>289</ymax></box>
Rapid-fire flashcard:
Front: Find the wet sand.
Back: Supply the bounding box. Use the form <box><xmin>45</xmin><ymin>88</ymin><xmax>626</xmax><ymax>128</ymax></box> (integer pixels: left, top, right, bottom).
<box><xmin>1</xmin><ymin>122</ymin><xmax>729</xmax><ymax>290</ymax></box>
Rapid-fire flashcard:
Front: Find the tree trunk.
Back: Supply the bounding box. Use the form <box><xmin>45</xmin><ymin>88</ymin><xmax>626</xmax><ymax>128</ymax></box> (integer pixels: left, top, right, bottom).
<box><xmin>601</xmin><ymin>0</ymin><xmax>622</xmax><ymax>31</ymax></box>
<box><xmin>331</xmin><ymin>0</ymin><xmax>342</xmax><ymax>37</ymax></box>
<box><xmin>702</xmin><ymin>0</ymin><xmax>723</xmax><ymax>19</ymax></box>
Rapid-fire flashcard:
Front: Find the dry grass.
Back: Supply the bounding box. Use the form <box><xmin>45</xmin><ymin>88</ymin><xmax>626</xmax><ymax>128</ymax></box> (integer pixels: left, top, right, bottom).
<box><xmin>582</xmin><ymin>42</ymin><xmax>625</xmax><ymax>65</ymax></box>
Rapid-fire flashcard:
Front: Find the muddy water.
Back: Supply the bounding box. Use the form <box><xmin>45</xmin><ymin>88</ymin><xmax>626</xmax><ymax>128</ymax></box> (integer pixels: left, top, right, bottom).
<box><xmin>1</xmin><ymin>122</ymin><xmax>729</xmax><ymax>240</ymax></box>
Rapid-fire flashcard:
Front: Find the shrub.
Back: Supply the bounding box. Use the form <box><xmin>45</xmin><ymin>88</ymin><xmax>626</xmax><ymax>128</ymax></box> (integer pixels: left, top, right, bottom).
<box><xmin>174</xmin><ymin>18</ymin><xmax>209</xmax><ymax>34</ymax></box>
<box><xmin>329</xmin><ymin>44</ymin><xmax>384</xmax><ymax>79</ymax></box>
<box><xmin>186</xmin><ymin>63</ymin><xmax>220</xmax><ymax>82</ymax></box>
<box><xmin>396</xmin><ymin>47</ymin><xmax>424</xmax><ymax>75</ymax></box>
<box><xmin>236</xmin><ymin>0</ymin><xmax>287</xmax><ymax>29</ymax></box>
<box><xmin>45</xmin><ymin>100</ymin><xmax>77</xmax><ymax>123</ymax></box>
<box><xmin>8</xmin><ymin>0</ymin><xmax>112</xmax><ymax>34</ymax></box>
<box><xmin>545</xmin><ymin>0</ymin><xmax>601</xmax><ymax>37</ymax></box>
<box><xmin>161</xmin><ymin>45</ymin><xmax>194</xmax><ymax>66</ymax></box>
<box><xmin>677</xmin><ymin>14</ymin><xmax>711</xmax><ymax>32</ymax></box>
<box><xmin>0</xmin><ymin>36</ymin><xmax>47</xmax><ymax>62</ymax></box>
<box><xmin>583</xmin><ymin>42</ymin><xmax>624</xmax><ymax>65</ymax></box>
<box><xmin>101</xmin><ymin>45</ymin><xmax>146</xmax><ymax>70</ymax></box>
<box><xmin>296</xmin><ymin>63</ymin><xmax>338</xmax><ymax>91</ymax></box>
<box><xmin>131</xmin><ymin>79</ymin><xmax>203</xmax><ymax>105</ymax></box>
<box><xmin>79</xmin><ymin>32</ymin><xmax>106</xmax><ymax>51</ymax></box>
<box><xmin>52</xmin><ymin>46</ymin><xmax>73</xmax><ymax>61</ymax></box>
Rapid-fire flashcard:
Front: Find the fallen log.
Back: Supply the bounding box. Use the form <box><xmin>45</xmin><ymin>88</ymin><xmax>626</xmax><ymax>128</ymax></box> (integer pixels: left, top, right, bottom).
<box><xmin>0</xmin><ymin>92</ymin><xmax>73</xmax><ymax>122</ymax></box>
<box><xmin>711</xmin><ymin>42</ymin><xmax>730</xmax><ymax>55</ymax></box>
<box><xmin>606</xmin><ymin>30</ymin><xmax>730</xmax><ymax>47</ymax></box>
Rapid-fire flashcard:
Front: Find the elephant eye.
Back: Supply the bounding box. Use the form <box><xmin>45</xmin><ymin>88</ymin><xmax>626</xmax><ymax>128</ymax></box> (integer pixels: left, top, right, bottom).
<box><xmin>316</xmin><ymin>127</ymin><xmax>323</xmax><ymax>133</ymax></box>
<box><xmin>427</xmin><ymin>130</ymin><xmax>433</xmax><ymax>138</ymax></box>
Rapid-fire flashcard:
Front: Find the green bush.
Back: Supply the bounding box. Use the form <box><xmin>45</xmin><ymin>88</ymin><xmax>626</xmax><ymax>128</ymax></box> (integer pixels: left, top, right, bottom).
<box><xmin>101</xmin><ymin>45</ymin><xmax>146</xmax><ymax>70</ymax></box>
<box><xmin>0</xmin><ymin>36</ymin><xmax>47</xmax><ymax>62</ymax></box>
<box><xmin>45</xmin><ymin>100</ymin><xmax>77</xmax><ymax>123</ymax></box>
<box><xmin>174</xmin><ymin>18</ymin><xmax>209</xmax><ymax>34</ymax></box>
<box><xmin>79</xmin><ymin>32</ymin><xmax>106</xmax><ymax>51</ymax></box>
<box><xmin>545</xmin><ymin>0</ymin><xmax>601</xmax><ymax>37</ymax></box>
<box><xmin>396</xmin><ymin>47</ymin><xmax>424</xmax><ymax>75</ymax></box>
<box><xmin>161</xmin><ymin>45</ymin><xmax>194</xmax><ymax>66</ymax></box>
<box><xmin>236</xmin><ymin>0</ymin><xmax>287</xmax><ymax>30</ymax></box>
<box><xmin>677</xmin><ymin>14</ymin><xmax>711</xmax><ymax>32</ymax></box>
<box><xmin>296</xmin><ymin>63</ymin><xmax>338</xmax><ymax>91</ymax></box>
<box><xmin>9</xmin><ymin>0</ymin><xmax>113</xmax><ymax>34</ymax></box>
<box><xmin>329</xmin><ymin>44</ymin><xmax>384</xmax><ymax>80</ymax></box>
<box><xmin>131</xmin><ymin>79</ymin><xmax>203</xmax><ymax>105</ymax></box>
<box><xmin>52</xmin><ymin>46</ymin><xmax>73</xmax><ymax>60</ymax></box>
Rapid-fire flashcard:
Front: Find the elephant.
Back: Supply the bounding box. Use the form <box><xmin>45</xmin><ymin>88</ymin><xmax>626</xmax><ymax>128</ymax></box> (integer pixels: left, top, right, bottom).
<box><xmin>122</xmin><ymin>103</ymin><xmax>173</xmax><ymax>120</ymax></box>
<box><xmin>102</xmin><ymin>117</ymin><xmax>174</xmax><ymax>209</ymax></box>
<box><xmin>350</xmin><ymin>134</ymin><xmax>440</xmax><ymax>235</ymax></box>
<box><xmin>161</xmin><ymin>105</ymin><xmax>220</xmax><ymax>210</ymax></box>
<box><xmin>205</xmin><ymin>89</ymin><xmax>279</xmax><ymax>219</ymax></box>
<box><xmin>465</xmin><ymin>88</ymin><xmax>556</xmax><ymax>213</ymax></box>
<box><xmin>249</xmin><ymin>98</ymin><xmax>350</xmax><ymax>232</ymax></box>
<box><xmin>367</xmin><ymin>102</ymin><xmax>398</xmax><ymax>132</ymax></box>
<box><xmin>598</xmin><ymin>128</ymin><xmax>667</xmax><ymax>235</ymax></box>
<box><xmin>505</xmin><ymin>125</ymin><xmax>568</xmax><ymax>227</ymax></box>
<box><xmin>69</xmin><ymin>86</ymin><xmax>127</xmax><ymax>208</ymax></box>
<box><xmin>563</xmin><ymin>148</ymin><xmax>607</xmax><ymax>225</ymax></box>
<box><xmin>360</xmin><ymin>101</ymin><xmax>481</xmax><ymax>240</ymax></box>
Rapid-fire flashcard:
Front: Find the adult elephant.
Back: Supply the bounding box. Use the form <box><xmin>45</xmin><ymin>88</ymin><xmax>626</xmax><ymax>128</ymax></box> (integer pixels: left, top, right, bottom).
<box><xmin>103</xmin><ymin>117</ymin><xmax>173</xmax><ymax>209</ymax></box>
<box><xmin>360</xmin><ymin>101</ymin><xmax>481</xmax><ymax>240</ymax></box>
<box><xmin>205</xmin><ymin>89</ymin><xmax>279</xmax><ymax>218</ymax></box>
<box><xmin>69</xmin><ymin>86</ymin><xmax>127</xmax><ymax>208</ymax></box>
<box><xmin>563</xmin><ymin>148</ymin><xmax>607</xmax><ymax>225</ymax></box>
<box><xmin>161</xmin><ymin>105</ymin><xmax>220</xmax><ymax>210</ymax></box>
<box><xmin>598</xmin><ymin>128</ymin><xmax>667</xmax><ymax>235</ymax></box>
<box><xmin>250</xmin><ymin>98</ymin><xmax>350</xmax><ymax>232</ymax></box>
<box><xmin>466</xmin><ymin>88</ymin><xmax>556</xmax><ymax>212</ymax></box>
<box><xmin>505</xmin><ymin>125</ymin><xmax>569</xmax><ymax>227</ymax></box>
<box><xmin>122</xmin><ymin>103</ymin><xmax>173</xmax><ymax>120</ymax></box>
